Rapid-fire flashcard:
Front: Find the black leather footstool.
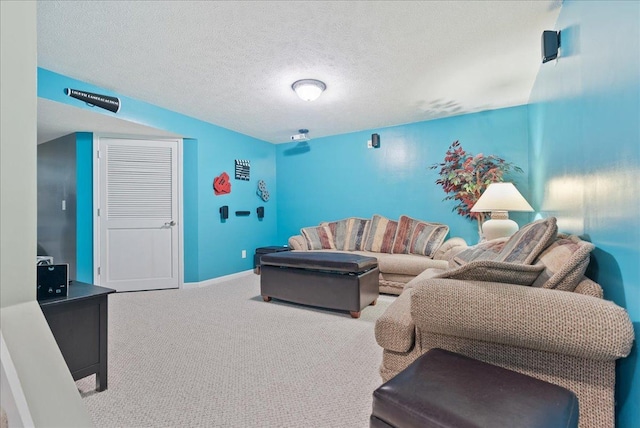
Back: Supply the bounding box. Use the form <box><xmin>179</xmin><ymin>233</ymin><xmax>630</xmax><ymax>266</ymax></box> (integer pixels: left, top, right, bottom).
<box><xmin>371</xmin><ymin>348</ymin><xmax>579</xmax><ymax>428</ymax></box>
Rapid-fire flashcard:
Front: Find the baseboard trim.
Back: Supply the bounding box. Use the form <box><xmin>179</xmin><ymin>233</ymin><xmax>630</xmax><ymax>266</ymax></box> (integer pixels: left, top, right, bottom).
<box><xmin>183</xmin><ymin>269</ymin><xmax>254</xmax><ymax>289</ymax></box>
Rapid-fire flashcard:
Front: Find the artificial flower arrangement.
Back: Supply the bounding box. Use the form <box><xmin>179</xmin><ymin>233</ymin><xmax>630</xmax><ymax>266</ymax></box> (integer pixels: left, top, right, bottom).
<box><xmin>430</xmin><ymin>140</ymin><xmax>523</xmax><ymax>236</ymax></box>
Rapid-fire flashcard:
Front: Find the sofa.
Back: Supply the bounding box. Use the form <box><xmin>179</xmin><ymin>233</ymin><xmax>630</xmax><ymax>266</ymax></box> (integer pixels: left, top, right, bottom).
<box><xmin>288</xmin><ymin>214</ymin><xmax>468</xmax><ymax>295</ymax></box>
<box><xmin>374</xmin><ymin>217</ymin><xmax>635</xmax><ymax>428</ymax></box>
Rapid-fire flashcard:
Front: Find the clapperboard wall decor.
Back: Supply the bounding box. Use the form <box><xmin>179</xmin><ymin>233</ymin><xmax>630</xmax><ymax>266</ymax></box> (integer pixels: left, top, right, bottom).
<box><xmin>235</xmin><ymin>159</ymin><xmax>250</xmax><ymax>181</ymax></box>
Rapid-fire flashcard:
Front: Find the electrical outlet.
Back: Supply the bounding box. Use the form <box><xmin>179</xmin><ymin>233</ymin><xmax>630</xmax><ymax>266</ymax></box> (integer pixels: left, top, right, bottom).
<box><xmin>241</xmin><ymin>250</ymin><xmax>247</xmax><ymax>259</ymax></box>
<box><xmin>367</xmin><ymin>140</ymin><xmax>373</xmax><ymax>149</ymax></box>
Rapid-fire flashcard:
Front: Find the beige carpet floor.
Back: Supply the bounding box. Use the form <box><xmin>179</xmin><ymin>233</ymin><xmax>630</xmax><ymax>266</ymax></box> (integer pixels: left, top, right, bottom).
<box><xmin>76</xmin><ymin>273</ymin><xmax>395</xmax><ymax>427</ymax></box>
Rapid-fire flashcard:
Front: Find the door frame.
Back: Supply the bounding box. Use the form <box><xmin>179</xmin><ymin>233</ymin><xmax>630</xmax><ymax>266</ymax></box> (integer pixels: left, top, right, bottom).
<box><xmin>92</xmin><ymin>133</ymin><xmax>184</xmax><ymax>289</ymax></box>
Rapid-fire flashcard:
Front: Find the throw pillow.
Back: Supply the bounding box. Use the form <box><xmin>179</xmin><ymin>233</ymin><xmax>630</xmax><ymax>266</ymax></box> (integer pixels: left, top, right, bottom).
<box><xmin>495</xmin><ymin>217</ymin><xmax>558</xmax><ymax>264</ymax></box>
<box><xmin>301</xmin><ymin>225</ymin><xmax>336</xmax><ymax>250</ymax></box>
<box><xmin>344</xmin><ymin>217</ymin><xmax>371</xmax><ymax>251</ymax></box>
<box><xmin>392</xmin><ymin>215</ymin><xmax>449</xmax><ymax>258</ymax></box>
<box><xmin>450</xmin><ymin>237</ymin><xmax>510</xmax><ymax>268</ymax></box>
<box><xmin>435</xmin><ymin>260</ymin><xmax>546</xmax><ymax>286</ymax></box>
<box><xmin>321</xmin><ymin>218</ymin><xmax>351</xmax><ymax>250</ymax></box>
<box><xmin>531</xmin><ymin>234</ymin><xmax>595</xmax><ymax>292</ymax></box>
<box><xmin>364</xmin><ymin>215</ymin><xmax>398</xmax><ymax>253</ymax></box>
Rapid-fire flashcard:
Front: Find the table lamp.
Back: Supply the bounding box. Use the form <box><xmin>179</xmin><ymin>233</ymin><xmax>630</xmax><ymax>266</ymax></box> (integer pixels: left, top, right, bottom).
<box><xmin>471</xmin><ymin>182</ymin><xmax>534</xmax><ymax>240</ymax></box>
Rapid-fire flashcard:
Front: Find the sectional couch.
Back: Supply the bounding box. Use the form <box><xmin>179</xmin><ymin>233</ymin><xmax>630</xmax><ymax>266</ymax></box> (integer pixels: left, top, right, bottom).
<box><xmin>288</xmin><ymin>214</ymin><xmax>468</xmax><ymax>295</ymax></box>
<box><xmin>374</xmin><ymin>217</ymin><xmax>635</xmax><ymax>428</ymax></box>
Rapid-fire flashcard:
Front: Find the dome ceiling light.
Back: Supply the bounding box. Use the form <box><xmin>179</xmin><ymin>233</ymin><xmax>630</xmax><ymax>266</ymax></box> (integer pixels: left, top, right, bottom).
<box><xmin>292</xmin><ymin>79</ymin><xmax>326</xmax><ymax>101</ymax></box>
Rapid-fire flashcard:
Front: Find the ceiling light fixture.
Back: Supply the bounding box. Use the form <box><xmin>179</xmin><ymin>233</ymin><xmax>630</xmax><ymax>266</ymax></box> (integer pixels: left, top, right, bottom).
<box><xmin>292</xmin><ymin>79</ymin><xmax>326</xmax><ymax>101</ymax></box>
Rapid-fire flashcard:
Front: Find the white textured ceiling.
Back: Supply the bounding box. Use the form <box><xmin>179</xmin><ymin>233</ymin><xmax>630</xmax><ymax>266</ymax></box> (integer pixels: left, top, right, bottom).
<box><xmin>37</xmin><ymin>1</ymin><xmax>561</xmax><ymax>144</ymax></box>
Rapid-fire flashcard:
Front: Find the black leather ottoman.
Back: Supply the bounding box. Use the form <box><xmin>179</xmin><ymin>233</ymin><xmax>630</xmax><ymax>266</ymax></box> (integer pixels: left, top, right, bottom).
<box><xmin>371</xmin><ymin>348</ymin><xmax>579</xmax><ymax>428</ymax></box>
<box><xmin>260</xmin><ymin>252</ymin><xmax>379</xmax><ymax>318</ymax></box>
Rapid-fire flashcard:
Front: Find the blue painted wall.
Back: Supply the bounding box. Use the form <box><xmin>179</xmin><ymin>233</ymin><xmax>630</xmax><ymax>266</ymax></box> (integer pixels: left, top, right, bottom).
<box><xmin>528</xmin><ymin>1</ymin><xmax>639</xmax><ymax>425</ymax></box>
<box><xmin>276</xmin><ymin>106</ymin><xmax>531</xmax><ymax>245</ymax></box>
<box><xmin>38</xmin><ymin>68</ymin><xmax>278</xmax><ymax>282</ymax></box>
<box><xmin>75</xmin><ymin>132</ymin><xmax>93</xmax><ymax>283</ymax></box>
<box><xmin>182</xmin><ymin>138</ymin><xmax>200</xmax><ymax>282</ymax></box>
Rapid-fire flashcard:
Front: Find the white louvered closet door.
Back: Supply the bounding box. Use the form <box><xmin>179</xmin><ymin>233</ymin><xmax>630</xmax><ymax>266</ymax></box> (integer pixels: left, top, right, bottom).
<box><xmin>99</xmin><ymin>138</ymin><xmax>179</xmax><ymax>291</ymax></box>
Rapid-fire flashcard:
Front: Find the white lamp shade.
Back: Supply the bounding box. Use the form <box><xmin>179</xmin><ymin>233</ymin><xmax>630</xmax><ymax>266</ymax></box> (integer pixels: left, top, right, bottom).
<box><xmin>470</xmin><ymin>182</ymin><xmax>534</xmax><ymax>213</ymax></box>
<box><xmin>292</xmin><ymin>79</ymin><xmax>326</xmax><ymax>101</ymax></box>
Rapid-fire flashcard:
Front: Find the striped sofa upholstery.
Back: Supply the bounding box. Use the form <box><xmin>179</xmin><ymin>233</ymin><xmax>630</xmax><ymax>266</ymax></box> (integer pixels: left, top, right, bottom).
<box><xmin>289</xmin><ymin>215</ymin><xmax>467</xmax><ymax>295</ymax></box>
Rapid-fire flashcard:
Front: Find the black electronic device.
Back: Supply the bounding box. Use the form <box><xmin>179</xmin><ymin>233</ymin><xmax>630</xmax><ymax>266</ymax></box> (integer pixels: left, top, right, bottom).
<box><xmin>257</xmin><ymin>206</ymin><xmax>265</xmax><ymax>219</ymax></box>
<box><xmin>37</xmin><ymin>264</ymin><xmax>69</xmax><ymax>300</ymax></box>
<box><xmin>254</xmin><ymin>246</ymin><xmax>291</xmax><ymax>274</ymax></box>
<box><xmin>220</xmin><ymin>205</ymin><xmax>229</xmax><ymax>220</ymax></box>
<box><xmin>542</xmin><ymin>30</ymin><xmax>561</xmax><ymax>63</ymax></box>
<box><xmin>372</xmin><ymin>133</ymin><xmax>380</xmax><ymax>148</ymax></box>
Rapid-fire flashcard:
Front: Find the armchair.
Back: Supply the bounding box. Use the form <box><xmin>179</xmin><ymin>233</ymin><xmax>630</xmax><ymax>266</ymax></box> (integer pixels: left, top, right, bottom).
<box><xmin>375</xmin><ymin>276</ymin><xmax>634</xmax><ymax>428</ymax></box>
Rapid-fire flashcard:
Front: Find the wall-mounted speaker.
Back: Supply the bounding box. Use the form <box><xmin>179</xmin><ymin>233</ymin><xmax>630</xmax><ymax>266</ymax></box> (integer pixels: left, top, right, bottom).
<box><xmin>542</xmin><ymin>30</ymin><xmax>561</xmax><ymax>63</ymax></box>
<box><xmin>220</xmin><ymin>205</ymin><xmax>229</xmax><ymax>220</ymax></box>
<box><xmin>257</xmin><ymin>206</ymin><xmax>265</xmax><ymax>219</ymax></box>
<box><xmin>371</xmin><ymin>133</ymin><xmax>380</xmax><ymax>148</ymax></box>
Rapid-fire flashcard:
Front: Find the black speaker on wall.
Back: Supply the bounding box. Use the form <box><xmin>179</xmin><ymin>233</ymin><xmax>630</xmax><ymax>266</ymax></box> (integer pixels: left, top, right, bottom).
<box><xmin>542</xmin><ymin>30</ymin><xmax>561</xmax><ymax>63</ymax></box>
<box><xmin>220</xmin><ymin>205</ymin><xmax>229</xmax><ymax>220</ymax></box>
<box><xmin>257</xmin><ymin>206</ymin><xmax>265</xmax><ymax>219</ymax></box>
<box><xmin>371</xmin><ymin>133</ymin><xmax>380</xmax><ymax>148</ymax></box>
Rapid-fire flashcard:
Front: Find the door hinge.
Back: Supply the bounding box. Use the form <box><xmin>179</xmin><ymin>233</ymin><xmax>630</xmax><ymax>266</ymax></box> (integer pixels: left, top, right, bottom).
<box><xmin>96</xmin><ymin>150</ymin><xmax>101</xmax><ymax>159</ymax></box>
<box><xmin>97</xmin><ymin>208</ymin><xmax>100</xmax><ymax>216</ymax></box>
<box><xmin>97</xmin><ymin>267</ymin><xmax>101</xmax><ymax>276</ymax></box>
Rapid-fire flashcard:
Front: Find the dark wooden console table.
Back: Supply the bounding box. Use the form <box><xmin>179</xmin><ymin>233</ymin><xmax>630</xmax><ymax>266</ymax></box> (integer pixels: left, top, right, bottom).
<box><xmin>39</xmin><ymin>281</ymin><xmax>115</xmax><ymax>391</ymax></box>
